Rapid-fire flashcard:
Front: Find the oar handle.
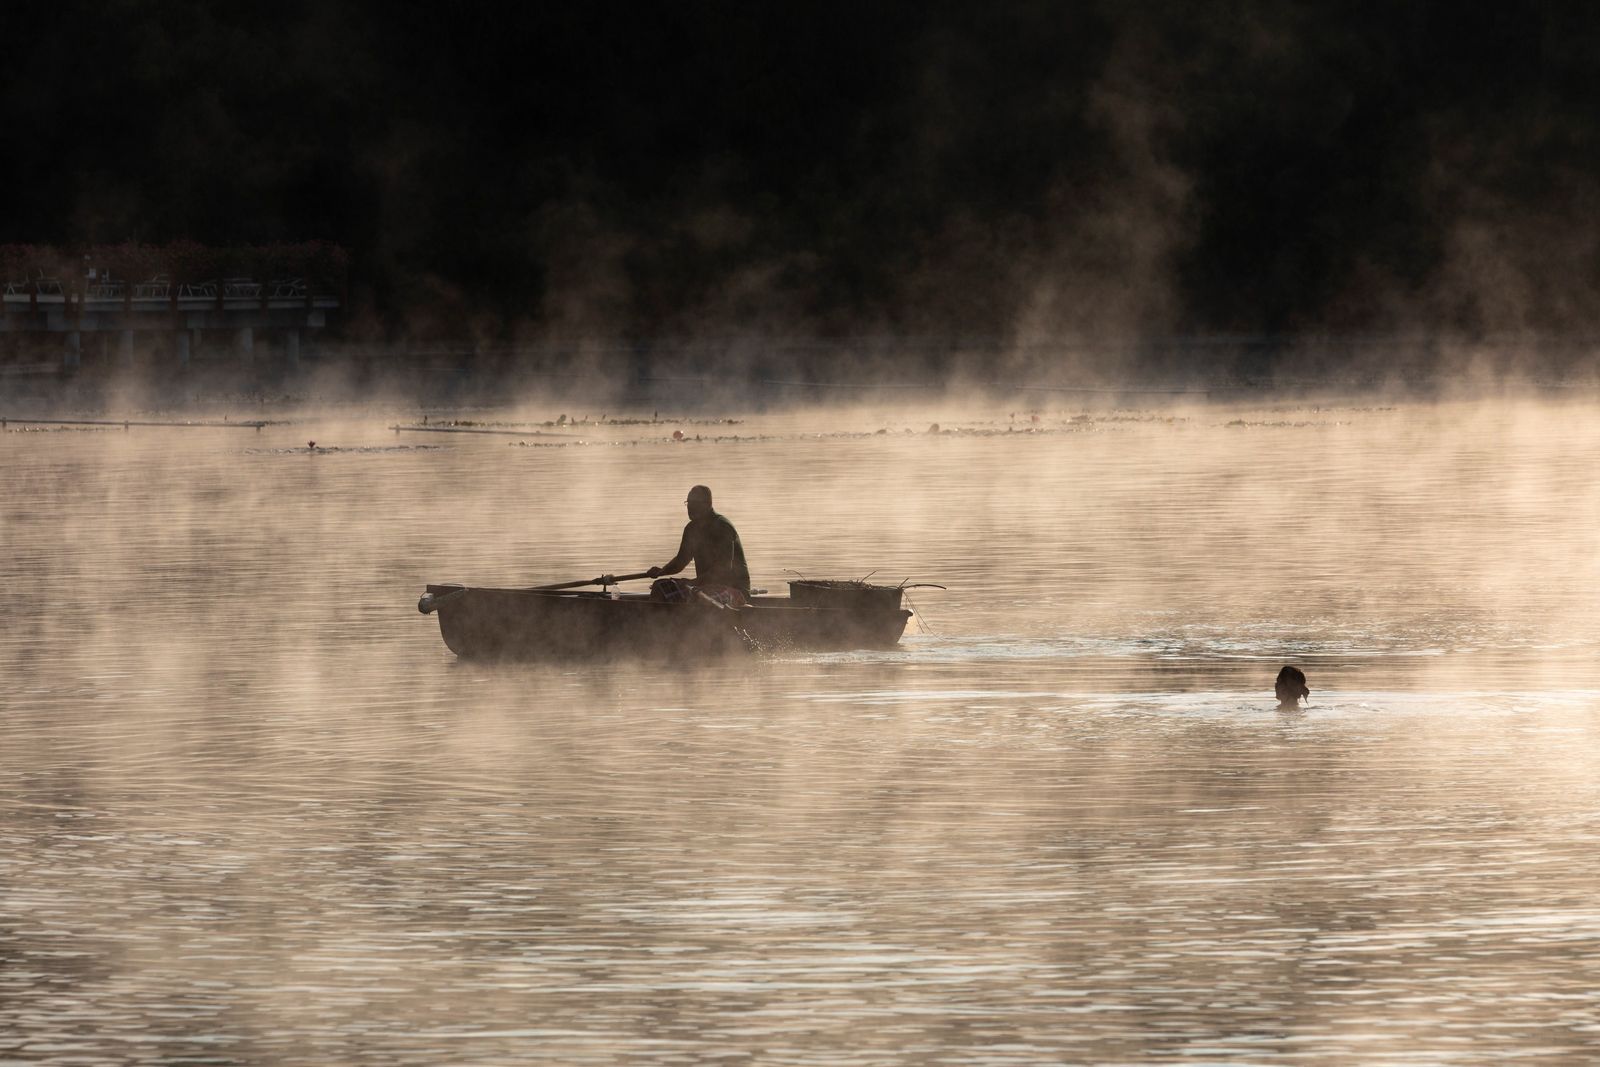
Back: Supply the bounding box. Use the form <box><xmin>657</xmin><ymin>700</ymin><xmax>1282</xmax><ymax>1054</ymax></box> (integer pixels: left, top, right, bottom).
<box><xmin>598</xmin><ymin>570</ymin><xmax>654</xmax><ymax>586</ymax></box>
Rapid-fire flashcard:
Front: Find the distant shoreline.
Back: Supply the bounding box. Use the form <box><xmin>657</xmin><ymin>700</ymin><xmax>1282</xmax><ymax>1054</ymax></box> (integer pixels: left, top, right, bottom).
<box><xmin>3</xmin><ymin>346</ymin><xmax>1597</xmax><ymax>421</ymax></box>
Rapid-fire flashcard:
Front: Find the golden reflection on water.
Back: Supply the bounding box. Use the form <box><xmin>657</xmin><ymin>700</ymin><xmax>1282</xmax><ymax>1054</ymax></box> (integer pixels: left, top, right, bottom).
<box><xmin>3</xmin><ymin>398</ymin><xmax>1600</xmax><ymax>1063</ymax></box>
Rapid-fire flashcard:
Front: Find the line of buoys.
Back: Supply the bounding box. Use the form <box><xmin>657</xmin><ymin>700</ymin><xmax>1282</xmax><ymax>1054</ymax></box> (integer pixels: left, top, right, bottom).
<box><xmin>390</xmin><ymin>424</ymin><xmax>579</xmax><ymax>437</ymax></box>
<box><xmin>0</xmin><ymin>416</ymin><xmax>271</xmax><ymax>429</ymax></box>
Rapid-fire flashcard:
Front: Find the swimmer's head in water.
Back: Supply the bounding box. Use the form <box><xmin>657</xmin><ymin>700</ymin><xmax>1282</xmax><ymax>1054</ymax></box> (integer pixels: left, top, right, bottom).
<box><xmin>1275</xmin><ymin>665</ymin><xmax>1310</xmax><ymax>707</ymax></box>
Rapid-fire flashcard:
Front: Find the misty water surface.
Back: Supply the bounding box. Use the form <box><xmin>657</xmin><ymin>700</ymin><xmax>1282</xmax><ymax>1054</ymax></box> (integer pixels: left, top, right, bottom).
<box><xmin>3</xmin><ymin>398</ymin><xmax>1599</xmax><ymax>1064</ymax></box>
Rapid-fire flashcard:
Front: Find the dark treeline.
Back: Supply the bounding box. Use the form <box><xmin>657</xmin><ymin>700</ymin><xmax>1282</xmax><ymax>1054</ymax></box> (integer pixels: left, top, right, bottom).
<box><xmin>5</xmin><ymin>1</ymin><xmax>1600</xmax><ymax>366</ymax></box>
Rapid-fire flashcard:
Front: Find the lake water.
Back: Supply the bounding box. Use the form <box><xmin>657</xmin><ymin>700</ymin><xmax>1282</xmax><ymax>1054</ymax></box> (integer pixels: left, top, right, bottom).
<box><xmin>4</xmin><ymin>396</ymin><xmax>1599</xmax><ymax>1063</ymax></box>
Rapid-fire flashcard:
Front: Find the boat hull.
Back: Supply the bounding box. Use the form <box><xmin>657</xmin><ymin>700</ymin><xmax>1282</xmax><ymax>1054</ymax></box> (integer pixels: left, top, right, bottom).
<box><xmin>422</xmin><ymin>585</ymin><xmax>912</xmax><ymax>660</ymax></box>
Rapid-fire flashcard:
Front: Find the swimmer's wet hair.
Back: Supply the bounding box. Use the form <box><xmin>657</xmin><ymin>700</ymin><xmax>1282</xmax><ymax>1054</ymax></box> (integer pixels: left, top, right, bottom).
<box><xmin>1276</xmin><ymin>665</ymin><xmax>1310</xmax><ymax>698</ymax></box>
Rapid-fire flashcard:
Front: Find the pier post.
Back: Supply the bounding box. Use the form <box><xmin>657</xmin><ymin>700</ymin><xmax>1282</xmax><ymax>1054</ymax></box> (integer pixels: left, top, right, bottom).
<box><xmin>65</xmin><ymin>331</ymin><xmax>81</xmax><ymax>368</ymax></box>
<box><xmin>119</xmin><ymin>330</ymin><xmax>134</xmax><ymax>367</ymax></box>
<box><xmin>177</xmin><ymin>330</ymin><xmax>191</xmax><ymax>367</ymax></box>
<box><xmin>240</xmin><ymin>326</ymin><xmax>254</xmax><ymax>362</ymax></box>
<box><xmin>286</xmin><ymin>329</ymin><xmax>300</xmax><ymax>366</ymax></box>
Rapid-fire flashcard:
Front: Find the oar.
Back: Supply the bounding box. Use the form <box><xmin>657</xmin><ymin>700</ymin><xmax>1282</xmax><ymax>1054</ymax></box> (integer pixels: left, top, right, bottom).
<box><xmin>528</xmin><ymin>571</ymin><xmax>652</xmax><ymax>592</ymax></box>
<box><xmin>420</xmin><ymin>572</ymin><xmax>654</xmax><ymax>615</ymax></box>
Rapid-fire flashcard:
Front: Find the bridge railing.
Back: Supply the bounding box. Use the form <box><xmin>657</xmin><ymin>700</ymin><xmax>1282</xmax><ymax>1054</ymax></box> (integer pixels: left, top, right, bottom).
<box><xmin>132</xmin><ymin>277</ymin><xmax>171</xmax><ymax>300</ymax></box>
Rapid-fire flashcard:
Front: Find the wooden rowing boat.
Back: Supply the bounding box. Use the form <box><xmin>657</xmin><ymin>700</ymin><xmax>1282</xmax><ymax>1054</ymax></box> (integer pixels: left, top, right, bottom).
<box><xmin>418</xmin><ymin>583</ymin><xmax>914</xmax><ymax>660</ymax></box>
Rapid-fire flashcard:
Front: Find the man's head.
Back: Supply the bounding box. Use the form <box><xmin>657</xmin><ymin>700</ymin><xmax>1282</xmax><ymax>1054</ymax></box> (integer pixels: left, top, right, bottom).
<box><xmin>686</xmin><ymin>484</ymin><xmax>713</xmax><ymax>520</ymax></box>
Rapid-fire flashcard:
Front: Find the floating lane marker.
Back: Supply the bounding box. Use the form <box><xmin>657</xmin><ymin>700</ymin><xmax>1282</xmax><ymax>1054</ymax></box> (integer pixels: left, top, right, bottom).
<box><xmin>1</xmin><ymin>416</ymin><xmax>273</xmax><ymax>429</ymax></box>
<box><xmin>389</xmin><ymin>424</ymin><xmax>581</xmax><ymax>437</ymax></box>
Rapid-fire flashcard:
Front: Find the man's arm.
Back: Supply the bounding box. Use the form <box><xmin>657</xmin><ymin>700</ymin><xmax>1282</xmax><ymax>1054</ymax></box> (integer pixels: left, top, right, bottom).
<box><xmin>648</xmin><ymin>528</ymin><xmax>693</xmax><ymax>578</ymax></box>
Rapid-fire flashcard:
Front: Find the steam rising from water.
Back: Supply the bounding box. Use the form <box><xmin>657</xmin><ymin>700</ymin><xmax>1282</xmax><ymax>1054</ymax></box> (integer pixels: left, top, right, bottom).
<box><xmin>4</xmin><ymin>395</ymin><xmax>1600</xmax><ymax>1061</ymax></box>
